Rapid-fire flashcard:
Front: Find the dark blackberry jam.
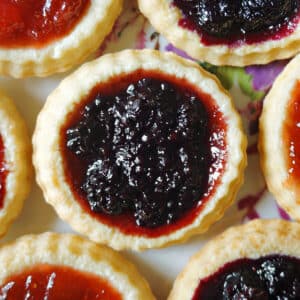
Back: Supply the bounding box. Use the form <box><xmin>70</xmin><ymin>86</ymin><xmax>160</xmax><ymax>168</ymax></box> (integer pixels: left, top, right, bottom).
<box><xmin>172</xmin><ymin>0</ymin><xmax>299</xmax><ymax>46</ymax></box>
<box><xmin>62</xmin><ymin>70</ymin><xmax>226</xmax><ymax>236</ymax></box>
<box><xmin>193</xmin><ymin>255</ymin><xmax>300</xmax><ymax>299</ymax></box>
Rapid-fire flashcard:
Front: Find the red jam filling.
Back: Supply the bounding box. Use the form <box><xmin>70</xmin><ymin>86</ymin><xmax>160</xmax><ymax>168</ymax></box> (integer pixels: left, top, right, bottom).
<box><xmin>0</xmin><ymin>135</ymin><xmax>7</xmax><ymax>209</ymax></box>
<box><xmin>61</xmin><ymin>70</ymin><xmax>227</xmax><ymax>238</ymax></box>
<box><xmin>192</xmin><ymin>255</ymin><xmax>300</xmax><ymax>299</ymax></box>
<box><xmin>0</xmin><ymin>264</ymin><xmax>122</xmax><ymax>300</ymax></box>
<box><xmin>0</xmin><ymin>0</ymin><xmax>90</xmax><ymax>48</ymax></box>
<box><xmin>284</xmin><ymin>80</ymin><xmax>300</xmax><ymax>185</ymax></box>
<box><xmin>172</xmin><ymin>1</ymin><xmax>300</xmax><ymax>46</ymax></box>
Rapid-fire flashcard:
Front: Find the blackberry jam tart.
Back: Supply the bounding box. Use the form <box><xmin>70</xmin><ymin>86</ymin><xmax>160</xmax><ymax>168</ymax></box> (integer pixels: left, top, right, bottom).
<box><xmin>260</xmin><ymin>53</ymin><xmax>300</xmax><ymax>221</ymax></box>
<box><xmin>33</xmin><ymin>49</ymin><xmax>246</xmax><ymax>250</ymax></box>
<box><xmin>0</xmin><ymin>90</ymin><xmax>32</xmax><ymax>237</ymax></box>
<box><xmin>0</xmin><ymin>233</ymin><xmax>155</xmax><ymax>300</ymax></box>
<box><xmin>138</xmin><ymin>0</ymin><xmax>300</xmax><ymax>66</ymax></box>
<box><xmin>168</xmin><ymin>219</ymin><xmax>300</xmax><ymax>300</ymax></box>
<box><xmin>0</xmin><ymin>0</ymin><xmax>122</xmax><ymax>77</ymax></box>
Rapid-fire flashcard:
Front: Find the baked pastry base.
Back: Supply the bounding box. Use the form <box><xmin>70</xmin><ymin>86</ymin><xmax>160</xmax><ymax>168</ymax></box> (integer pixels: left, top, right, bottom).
<box><xmin>259</xmin><ymin>54</ymin><xmax>300</xmax><ymax>221</ymax></box>
<box><xmin>0</xmin><ymin>232</ymin><xmax>155</xmax><ymax>300</ymax></box>
<box><xmin>138</xmin><ymin>0</ymin><xmax>300</xmax><ymax>66</ymax></box>
<box><xmin>0</xmin><ymin>90</ymin><xmax>32</xmax><ymax>237</ymax></box>
<box><xmin>0</xmin><ymin>0</ymin><xmax>122</xmax><ymax>78</ymax></box>
<box><xmin>168</xmin><ymin>219</ymin><xmax>300</xmax><ymax>300</ymax></box>
<box><xmin>33</xmin><ymin>49</ymin><xmax>247</xmax><ymax>251</ymax></box>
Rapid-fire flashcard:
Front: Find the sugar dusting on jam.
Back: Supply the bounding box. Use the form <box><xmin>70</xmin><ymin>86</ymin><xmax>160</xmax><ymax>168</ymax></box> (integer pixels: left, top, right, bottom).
<box><xmin>61</xmin><ymin>70</ymin><xmax>227</xmax><ymax>237</ymax></box>
<box><xmin>0</xmin><ymin>264</ymin><xmax>122</xmax><ymax>300</ymax></box>
<box><xmin>284</xmin><ymin>80</ymin><xmax>300</xmax><ymax>185</ymax></box>
<box><xmin>0</xmin><ymin>0</ymin><xmax>90</xmax><ymax>48</ymax></box>
<box><xmin>192</xmin><ymin>255</ymin><xmax>300</xmax><ymax>299</ymax></box>
<box><xmin>0</xmin><ymin>135</ymin><xmax>7</xmax><ymax>209</ymax></box>
<box><xmin>172</xmin><ymin>1</ymin><xmax>300</xmax><ymax>46</ymax></box>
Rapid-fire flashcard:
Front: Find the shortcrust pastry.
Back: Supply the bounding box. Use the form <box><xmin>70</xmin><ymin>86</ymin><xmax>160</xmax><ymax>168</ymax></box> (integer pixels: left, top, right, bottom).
<box><xmin>0</xmin><ymin>232</ymin><xmax>155</xmax><ymax>299</ymax></box>
<box><xmin>260</xmin><ymin>54</ymin><xmax>300</xmax><ymax>221</ymax></box>
<box><xmin>138</xmin><ymin>0</ymin><xmax>300</xmax><ymax>66</ymax></box>
<box><xmin>168</xmin><ymin>219</ymin><xmax>300</xmax><ymax>299</ymax></box>
<box><xmin>0</xmin><ymin>90</ymin><xmax>32</xmax><ymax>236</ymax></box>
<box><xmin>0</xmin><ymin>0</ymin><xmax>122</xmax><ymax>78</ymax></box>
<box><xmin>33</xmin><ymin>49</ymin><xmax>247</xmax><ymax>250</ymax></box>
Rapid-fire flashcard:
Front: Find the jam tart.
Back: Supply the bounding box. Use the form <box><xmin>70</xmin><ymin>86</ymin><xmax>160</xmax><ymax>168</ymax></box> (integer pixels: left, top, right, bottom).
<box><xmin>0</xmin><ymin>232</ymin><xmax>155</xmax><ymax>299</ymax></box>
<box><xmin>138</xmin><ymin>0</ymin><xmax>300</xmax><ymax>66</ymax></box>
<box><xmin>0</xmin><ymin>0</ymin><xmax>122</xmax><ymax>78</ymax></box>
<box><xmin>0</xmin><ymin>90</ymin><xmax>32</xmax><ymax>236</ymax></box>
<box><xmin>33</xmin><ymin>49</ymin><xmax>247</xmax><ymax>251</ymax></box>
<box><xmin>260</xmin><ymin>54</ymin><xmax>300</xmax><ymax>221</ymax></box>
<box><xmin>168</xmin><ymin>219</ymin><xmax>300</xmax><ymax>300</ymax></box>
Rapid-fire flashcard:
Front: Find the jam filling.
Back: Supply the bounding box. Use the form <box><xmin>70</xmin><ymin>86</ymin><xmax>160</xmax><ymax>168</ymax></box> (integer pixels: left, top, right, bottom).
<box><xmin>172</xmin><ymin>0</ymin><xmax>300</xmax><ymax>46</ymax></box>
<box><xmin>0</xmin><ymin>264</ymin><xmax>122</xmax><ymax>300</ymax></box>
<box><xmin>284</xmin><ymin>80</ymin><xmax>300</xmax><ymax>185</ymax></box>
<box><xmin>62</xmin><ymin>70</ymin><xmax>226</xmax><ymax>236</ymax></box>
<box><xmin>193</xmin><ymin>255</ymin><xmax>300</xmax><ymax>299</ymax></box>
<box><xmin>0</xmin><ymin>135</ymin><xmax>7</xmax><ymax>209</ymax></box>
<box><xmin>0</xmin><ymin>0</ymin><xmax>90</xmax><ymax>48</ymax></box>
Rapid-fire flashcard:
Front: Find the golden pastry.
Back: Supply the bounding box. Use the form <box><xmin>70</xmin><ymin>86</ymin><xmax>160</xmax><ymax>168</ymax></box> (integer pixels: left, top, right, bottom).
<box><xmin>169</xmin><ymin>219</ymin><xmax>300</xmax><ymax>299</ymax></box>
<box><xmin>0</xmin><ymin>90</ymin><xmax>32</xmax><ymax>236</ymax></box>
<box><xmin>0</xmin><ymin>0</ymin><xmax>122</xmax><ymax>77</ymax></box>
<box><xmin>138</xmin><ymin>0</ymin><xmax>300</xmax><ymax>66</ymax></box>
<box><xmin>0</xmin><ymin>232</ymin><xmax>155</xmax><ymax>299</ymax></box>
<box><xmin>33</xmin><ymin>49</ymin><xmax>247</xmax><ymax>250</ymax></box>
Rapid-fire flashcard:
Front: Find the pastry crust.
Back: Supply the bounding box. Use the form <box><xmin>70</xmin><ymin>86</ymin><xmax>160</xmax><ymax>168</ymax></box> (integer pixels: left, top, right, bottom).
<box><xmin>0</xmin><ymin>0</ymin><xmax>122</xmax><ymax>78</ymax></box>
<box><xmin>138</xmin><ymin>0</ymin><xmax>300</xmax><ymax>66</ymax></box>
<box><xmin>259</xmin><ymin>54</ymin><xmax>300</xmax><ymax>221</ymax></box>
<box><xmin>33</xmin><ymin>49</ymin><xmax>247</xmax><ymax>251</ymax></box>
<box><xmin>0</xmin><ymin>232</ymin><xmax>155</xmax><ymax>300</ymax></box>
<box><xmin>168</xmin><ymin>219</ymin><xmax>300</xmax><ymax>300</ymax></box>
<box><xmin>0</xmin><ymin>90</ymin><xmax>32</xmax><ymax>236</ymax></box>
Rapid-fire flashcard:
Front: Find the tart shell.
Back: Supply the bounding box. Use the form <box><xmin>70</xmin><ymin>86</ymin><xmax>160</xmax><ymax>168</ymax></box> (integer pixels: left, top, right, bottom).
<box><xmin>0</xmin><ymin>232</ymin><xmax>155</xmax><ymax>300</ymax></box>
<box><xmin>0</xmin><ymin>90</ymin><xmax>32</xmax><ymax>236</ymax></box>
<box><xmin>138</xmin><ymin>0</ymin><xmax>300</xmax><ymax>66</ymax></box>
<box><xmin>33</xmin><ymin>49</ymin><xmax>247</xmax><ymax>251</ymax></box>
<box><xmin>168</xmin><ymin>219</ymin><xmax>300</xmax><ymax>300</ymax></box>
<box><xmin>259</xmin><ymin>54</ymin><xmax>300</xmax><ymax>221</ymax></box>
<box><xmin>0</xmin><ymin>0</ymin><xmax>123</xmax><ymax>78</ymax></box>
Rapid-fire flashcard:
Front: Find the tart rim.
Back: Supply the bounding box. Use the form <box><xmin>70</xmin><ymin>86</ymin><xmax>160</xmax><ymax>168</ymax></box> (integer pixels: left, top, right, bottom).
<box><xmin>138</xmin><ymin>0</ymin><xmax>300</xmax><ymax>66</ymax></box>
<box><xmin>0</xmin><ymin>90</ymin><xmax>32</xmax><ymax>237</ymax></box>
<box><xmin>0</xmin><ymin>0</ymin><xmax>123</xmax><ymax>78</ymax></box>
<box><xmin>33</xmin><ymin>49</ymin><xmax>247</xmax><ymax>251</ymax></box>
<box><xmin>259</xmin><ymin>54</ymin><xmax>300</xmax><ymax>221</ymax></box>
<box><xmin>168</xmin><ymin>219</ymin><xmax>300</xmax><ymax>300</ymax></box>
<box><xmin>0</xmin><ymin>232</ymin><xmax>155</xmax><ymax>300</ymax></box>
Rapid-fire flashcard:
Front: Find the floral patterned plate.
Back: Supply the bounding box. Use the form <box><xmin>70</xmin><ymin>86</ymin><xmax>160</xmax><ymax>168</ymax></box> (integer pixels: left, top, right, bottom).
<box><xmin>0</xmin><ymin>1</ymin><xmax>292</xmax><ymax>299</ymax></box>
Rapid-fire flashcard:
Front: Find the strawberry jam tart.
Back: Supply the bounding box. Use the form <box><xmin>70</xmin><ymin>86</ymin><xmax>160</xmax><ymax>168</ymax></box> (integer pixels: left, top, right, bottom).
<box><xmin>0</xmin><ymin>90</ymin><xmax>32</xmax><ymax>237</ymax></box>
<box><xmin>260</xmin><ymin>53</ymin><xmax>300</xmax><ymax>221</ymax></box>
<box><xmin>33</xmin><ymin>50</ymin><xmax>246</xmax><ymax>250</ymax></box>
<box><xmin>168</xmin><ymin>219</ymin><xmax>300</xmax><ymax>300</ymax></box>
<box><xmin>0</xmin><ymin>0</ymin><xmax>122</xmax><ymax>77</ymax></box>
<box><xmin>138</xmin><ymin>0</ymin><xmax>300</xmax><ymax>66</ymax></box>
<box><xmin>0</xmin><ymin>233</ymin><xmax>155</xmax><ymax>299</ymax></box>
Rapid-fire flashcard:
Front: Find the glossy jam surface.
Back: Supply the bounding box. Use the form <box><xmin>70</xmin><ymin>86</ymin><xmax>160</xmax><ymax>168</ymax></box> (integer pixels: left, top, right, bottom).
<box><xmin>193</xmin><ymin>255</ymin><xmax>300</xmax><ymax>299</ymax></box>
<box><xmin>0</xmin><ymin>264</ymin><xmax>122</xmax><ymax>300</ymax></box>
<box><xmin>284</xmin><ymin>80</ymin><xmax>300</xmax><ymax>185</ymax></box>
<box><xmin>62</xmin><ymin>70</ymin><xmax>227</xmax><ymax>237</ymax></box>
<box><xmin>0</xmin><ymin>0</ymin><xmax>90</xmax><ymax>48</ymax></box>
<box><xmin>172</xmin><ymin>0</ymin><xmax>300</xmax><ymax>46</ymax></box>
<box><xmin>0</xmin><ymin>135</ymin><xmax>7</xmax><ymax>209</ymax></box>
